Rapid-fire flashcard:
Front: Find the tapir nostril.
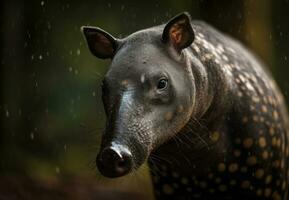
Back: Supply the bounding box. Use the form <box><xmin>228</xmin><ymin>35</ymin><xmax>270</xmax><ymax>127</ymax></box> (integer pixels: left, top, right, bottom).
<box><xmin>96</xmin><ymin>145</ymin><xmax>133</xmax><ymax>178</ymax></box>
<box><xmin>116</xmin><ymin>158</ymin><xmax>128</xmax><ymax>168</ymax></box>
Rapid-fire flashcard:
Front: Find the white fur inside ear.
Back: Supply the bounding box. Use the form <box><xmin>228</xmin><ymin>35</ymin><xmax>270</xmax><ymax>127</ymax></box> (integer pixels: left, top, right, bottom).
<box><xmin>162</xmin><ymin>12</ymin><xmax>194</xmax><ymax>51</ymax></box>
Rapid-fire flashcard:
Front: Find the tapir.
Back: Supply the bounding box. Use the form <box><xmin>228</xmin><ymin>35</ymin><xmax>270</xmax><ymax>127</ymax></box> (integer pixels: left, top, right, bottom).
<box><xmin>82</xmin><ymin>12</ymin><xmax>289</xmax><ymax>200</ymax></box>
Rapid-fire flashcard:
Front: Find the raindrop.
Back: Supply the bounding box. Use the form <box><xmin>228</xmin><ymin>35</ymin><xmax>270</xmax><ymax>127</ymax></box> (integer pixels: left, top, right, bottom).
<box><xmin>76</xmin><ymin>49</ymin><xmax>80</xmax><ymax>56</ymax></box>
<box><xmin>69</xmin><ymin>66</ymin><xmax>73</xmax><ymax>72</ymax></box>
<box><xmin>27</xmin><ymin>31</ymin><xmax>31</xmax><ymax>39</ymax></box>
<box><xmin>47</xmin><ymin>22</ymin><xmax>51</xmax><ymax>30</ymax></box>
<box><xmin>74</xmin><ymin>69</ymin><xmax>79</xmax><ymax>75</ymax></box>
<box><xmin>30</xmin><ymin>132</ymin><xmax>34</xmax><ymax>140</ymax></box>
<box><xmin>92</xmin><ymin>91</ymin><xmax>96</xmax><ymax>96</ymax></box>
<box><xmin>5</xmin><ymin>110</ymin><xmax>10</xmax><ymax>118</ymax></box>
<box><xmin>108</xmin><ymin>3</ymin><xmax>111</xmax><ymax>8</ymax></box>
<box><xmin>55</xmin><ymin>166</ymin><xmax>60</xmax><ymax>174</ymax></box>
<box><xmin>41</xmin><ymin>1</ymin><xmax>45</xmax><ymax>6</ymax></box>
<box><xmin>64</xmin><ymin>144</ymin><xmax>67</xmax><ymax>151</ymax></box>
<box><xmin>121</xmin><ymin>5</ymin><xmax>125</xmax><ymax>11</ymax></box>
<box><xmin>39</xmin><ymin>54</ymin><xmax>43</xmax><ymax>60</ymax></box>
<box><xmin>31</xmin><ymin>54</ymin><xmax>34</xmax><ymax>60</ymax></box>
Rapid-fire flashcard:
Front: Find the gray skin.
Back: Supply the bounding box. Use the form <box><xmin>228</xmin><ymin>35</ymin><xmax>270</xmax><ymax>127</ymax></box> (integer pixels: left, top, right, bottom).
<box><xmin>83</xmin><ymin>13</ymin><xmax>289</xmax><ymax>199</ymax></box>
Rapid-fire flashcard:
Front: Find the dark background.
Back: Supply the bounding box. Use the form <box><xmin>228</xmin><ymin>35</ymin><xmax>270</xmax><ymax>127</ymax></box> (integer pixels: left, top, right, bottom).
<box><xmin>1</xmin><ymin>0</ymin><xmax>289</xmax><ymax>199</ymax></box>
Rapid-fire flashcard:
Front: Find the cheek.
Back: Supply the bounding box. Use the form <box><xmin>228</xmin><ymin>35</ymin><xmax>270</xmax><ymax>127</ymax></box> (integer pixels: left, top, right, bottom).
<box><xmin>161</xmin><ymin>105</ymin><xmax>188</xmax><ymax>130</ymax></box>
<box><xmin>150</xmin><ymin>107</ymin><xmax>191</xmax><ymax>149</ymax></box>
<box><xmin>152</xmin><ymin>108</ymin><xmax>186</xmax><ymax>143</ymax></box>
<box><xmin>174</xmin><ymin>83</ymin><xmax>194</xmax><ymax>109</ymax></box>
<box><xmin>166</xmin><ymin>104</ymin><xmax>192</xmax><ymax>133</ymax></box>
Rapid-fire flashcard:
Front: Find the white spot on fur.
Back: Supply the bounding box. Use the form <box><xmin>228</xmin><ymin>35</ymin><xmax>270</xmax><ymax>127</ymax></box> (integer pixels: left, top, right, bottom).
<box><xmin>140</xmin><ymin>74</ymin><xmax>145</xmax><ymax>83</ymax></box>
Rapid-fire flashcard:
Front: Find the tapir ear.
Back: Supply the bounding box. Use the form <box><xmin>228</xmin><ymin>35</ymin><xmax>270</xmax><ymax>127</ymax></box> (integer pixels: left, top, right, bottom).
<box><xmin>162</xmin><ymin>12</ymin><xmax>194</xmax><ymax>52</ymax></box>
<box><xmin>82</xmin><ymin>26</ymin><xmax>117</xmax><ymax>59</ymax></box>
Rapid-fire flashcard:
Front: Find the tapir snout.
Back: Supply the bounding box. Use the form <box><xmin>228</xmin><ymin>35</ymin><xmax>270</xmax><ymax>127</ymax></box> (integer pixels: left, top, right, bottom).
<box><xmin>97</xmin><ymin>130</ymin><xmax>149</xmax><ymax>177</ymax></box>
<box><xmin>96</xmin><ymin>143</ymin><xmax>133</xmax><ymax>178</ymax></box>
<box><xmin>96</xmin><ymin>80</ymin><xmax>152</xmax><ymax>177</ymax></box>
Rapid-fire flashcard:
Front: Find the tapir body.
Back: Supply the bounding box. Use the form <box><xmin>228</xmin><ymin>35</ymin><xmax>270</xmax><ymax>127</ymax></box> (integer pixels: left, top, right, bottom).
<box><xmin>82</xmin><ymin>13</ymin><xmax>289</xmax><ymax>199</ymax></box>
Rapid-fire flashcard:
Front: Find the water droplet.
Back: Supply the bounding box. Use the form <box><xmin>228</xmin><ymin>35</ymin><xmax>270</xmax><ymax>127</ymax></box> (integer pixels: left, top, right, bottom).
<box><xmin>64</xmin><ymin>144</ymin><xmax>67</xmax><ymax>151</ymax></box>
<box><xmin>30</xmin><ymin>132</ymin><xmax>34</xmax><ymax>140</ymax></box>
<box><xmin>69</xmin><ymin>67</ymin><xmax>73</xmax><ymax>72</ymax></box>
<box><xmin>74</xmin><ymin>69</ymin><xmax>78</xmax><ymax>75</ymax></box>
<box><xmin>76</xmin><ymin>49</ymin><xmax>80</xmax><ymax>56</ymax></box>
<box><xmin>41</xmin><ymin>1</ymin><xmax>45</xmax><ymax>6</ymax></box>
<box><xmin>55</xmin><ymin>166</ymin><xmax>60</xmax><ymax>174</ymax></box>
<box><xmin>31</xmin><ymin>54</ymin><xmax>34</xmax><ymax>60</ymax></box>
<box><xmin>92</xmin><ymin>91</ymin><xmax>96</xmax><ymax>96</ymax></box>
<box><xmin>47</xmin><ymin>22</ymin><xmax>51</xmax><ymax>30</ymax></box>
<box><xmin>39</xmin><ymin>54</ymin><xmax>43</xmax><ymax>60</ymax></box>
<box><xmin>5</xmin><ymin>110</ymin><xmax>10</xmax><ymax>118</ymax></box>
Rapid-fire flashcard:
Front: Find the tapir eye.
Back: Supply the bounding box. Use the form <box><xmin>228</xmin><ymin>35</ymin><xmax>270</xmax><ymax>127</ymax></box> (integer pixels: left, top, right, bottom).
<box><xmin>157</xmin><ymin>78</ymin><xmax>168</xmax><ymax>90</ymax></box>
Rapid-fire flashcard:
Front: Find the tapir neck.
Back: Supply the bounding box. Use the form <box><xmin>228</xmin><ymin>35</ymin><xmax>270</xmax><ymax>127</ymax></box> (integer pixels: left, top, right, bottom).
<box><xmin>185</xmin><ymin>51</ymin><xmax>212</xmax><ymax>119</ymax></box>
<box><xmin>184</xmin><ymin>48</ymin><xmax>233</xmax><ymax>121</ymax></box>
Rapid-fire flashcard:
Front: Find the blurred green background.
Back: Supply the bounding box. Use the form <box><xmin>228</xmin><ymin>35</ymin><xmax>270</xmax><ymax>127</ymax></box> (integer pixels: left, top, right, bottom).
<box><xmin>0</xmin><ymin>0</ymin><xmax>288</xmax><ymax>199</ymax></box>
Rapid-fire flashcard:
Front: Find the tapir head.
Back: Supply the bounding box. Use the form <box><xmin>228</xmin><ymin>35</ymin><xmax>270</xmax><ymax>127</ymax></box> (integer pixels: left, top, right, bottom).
<box><xmin>82</xmin><ymin>12</ymin><xmax>196</xmax><ymax>178</ymax></box>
